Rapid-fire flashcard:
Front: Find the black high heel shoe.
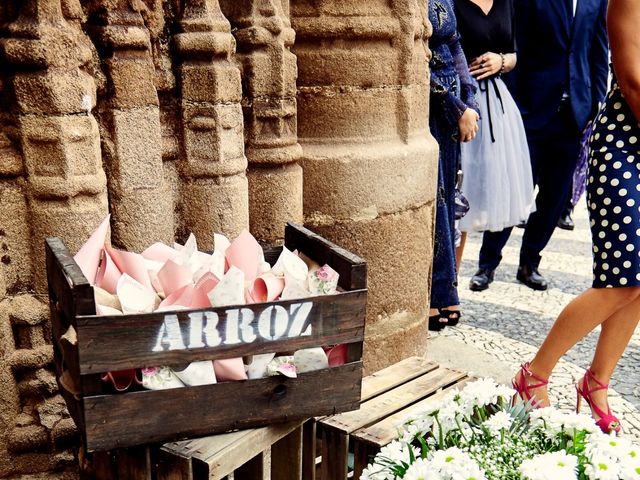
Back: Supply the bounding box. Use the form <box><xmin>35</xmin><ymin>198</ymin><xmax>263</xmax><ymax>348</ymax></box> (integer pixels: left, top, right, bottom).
<box><xmin>438</xmin><ymin>308</ymin><xmax>461</xmax><ymax>327</ymax></box>
<box><xmin>428</xmin><ymin>312</ymin><xmax>446</xmax><ymax>331</ymax></box>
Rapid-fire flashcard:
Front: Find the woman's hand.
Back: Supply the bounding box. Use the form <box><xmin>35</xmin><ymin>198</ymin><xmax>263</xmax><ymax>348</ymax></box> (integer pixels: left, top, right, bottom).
<box><xmin>468</xmin><ymin>52</ymin><xmax>504</xmax><ymax>80</ymax></box>
<box><xmin>458</xmin><ymin>108</ymin><xmax>480</xmax><ymax>142</ymax></box>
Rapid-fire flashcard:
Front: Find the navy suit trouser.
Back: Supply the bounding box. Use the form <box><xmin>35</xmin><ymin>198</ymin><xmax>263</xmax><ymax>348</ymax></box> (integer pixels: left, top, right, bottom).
<box><xmin>479</xmin><ymin>100</ymin><xmax>583</xmax><ymax>271</ymax></box>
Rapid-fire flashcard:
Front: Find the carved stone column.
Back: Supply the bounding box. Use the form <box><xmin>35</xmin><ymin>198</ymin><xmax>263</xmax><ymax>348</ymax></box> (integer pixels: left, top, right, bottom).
<box><xmin>2</xmin><ymin>0</ymin><xmax>108</xmax><ymax>292</ymax></box>
<box><xmin>292</xmin><ymin>0</ymin><xmax>439</xmax><ymax>372</ymax></box>
<box><xmin>90</xmin><ymin>0</ymin><xmax>173</xmax><ymax>250</ymax></box>
<box><xmin>175</xmin><ymin>0</ymin><xmax>248</xmax><ymax>247</ymax></box>
<box><xmin>220</xmin><ymin>0</ymin><xmax>303</xmax><ymax>244</ymax></box>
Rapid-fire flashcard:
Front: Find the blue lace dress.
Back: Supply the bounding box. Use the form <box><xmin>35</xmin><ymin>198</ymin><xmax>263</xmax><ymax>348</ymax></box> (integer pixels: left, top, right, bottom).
<box><xmin>429</xmin><ymin>0</ymin><xmax>478</xmax><ymax>310</ymax></box>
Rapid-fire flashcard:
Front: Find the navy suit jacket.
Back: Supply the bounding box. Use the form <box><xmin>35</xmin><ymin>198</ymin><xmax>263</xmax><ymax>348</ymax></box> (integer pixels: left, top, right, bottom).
<box><xmin>510</xmin><ymin>0</ymin><xmax>609</xmax><ymax>131</ymax></box>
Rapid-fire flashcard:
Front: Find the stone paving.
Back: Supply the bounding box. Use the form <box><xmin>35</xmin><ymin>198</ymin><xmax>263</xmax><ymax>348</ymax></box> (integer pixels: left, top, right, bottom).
<box><xmin>431</xmin><ymin>200</ymin><xmax>640</xmax><ymax>439</ymax></box>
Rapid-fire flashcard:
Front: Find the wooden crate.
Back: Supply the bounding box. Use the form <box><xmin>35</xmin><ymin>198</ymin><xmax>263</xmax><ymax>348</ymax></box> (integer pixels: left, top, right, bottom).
<box><xmin>46</xmin><ymin>222</ymin><xmax>367</xmax><ymax>452</ymax></box>
<box><xmin>317</xmin><ymin>357</ymin><xmax>471</xmax><ymax>480</ymax></box>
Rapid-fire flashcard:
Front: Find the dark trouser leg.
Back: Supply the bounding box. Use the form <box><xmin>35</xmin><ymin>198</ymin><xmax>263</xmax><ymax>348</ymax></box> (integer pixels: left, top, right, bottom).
<box><xmin>520</xmin><ymin>103</ymin><xmax>582</xmax><ymax>268</ymax></box>
<box><xmin>562</xmin><ymin>186</ymin><xmax>574</xmax><ymax>217</ymax></box>
<box><xmin>479</xmin><ymin>228</ymin><xmax>513</xmax><ymax>271</ymax></box>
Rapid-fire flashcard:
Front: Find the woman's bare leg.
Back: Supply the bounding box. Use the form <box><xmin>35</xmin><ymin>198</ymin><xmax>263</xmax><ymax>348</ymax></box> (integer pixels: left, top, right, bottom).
<box><xmin>585</xmin><ymin>297</ymin><xmax>640</xmax><ymax>419</ymax></box>
<box><xmin>456</xmin><ymin>231</ymin><xmax>467</xmax><ymax>273</ymax></box>
<box><xmin>517</xmin><ymin>287</ymin><xmax>640</xmax><ymax>406</ymax></box>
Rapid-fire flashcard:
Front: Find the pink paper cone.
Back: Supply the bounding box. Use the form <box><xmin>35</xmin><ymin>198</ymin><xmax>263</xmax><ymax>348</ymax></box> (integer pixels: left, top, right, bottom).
<box><xmin>106</xmin><ymin>245</ymin><xmax>153</xmax><ymax>291</ymax></box>
<box><xmin>157</xmin><ymin>259</ymin><xmax>192</xmax><ymax>297</ymax></box>
<box><xmin>195</xmin><ymin>271</ymin><xmax>220</xmax><ymax>294</ymax></box>
<box><xmin>214</xmin><ymin>358</ymin><xmax>247</xmax><ymax>381</ymax></box>
<box><xmin>224</xmin><ymin>229</ymin><xmax>262</xmax><ymax>283</ymax></box>
<box><xmin>191</xmin><ymin>286</ymin><xmax>212</xmax><ymax>309</ymax></box>
<box><xmin>96</xmin><ymin>249</ymin><xmax>122</xmax><ymax>294</ymax></box>
<box><xmin>251</xmin><ymin>273</ymin><xmax>285</xmax><ymax>303</ymax></box>
<box><xmin>157</xmin><ymin>284</ymin><xmax>210</xmax><ymax>310</ymax></box>
<box><xmin>74</xmin><ymin>215</ymin><xmax>110</xmax><ymax>285</ymax></box>
<box><xmin>158</xmin><ymin>284</ymin><xmax>193</xmax><ymax>310</ymax></box>
<box><xmin>141</xmin><ymin>242</ymin><xmax>179</xmax><ymax>263</ymax></box>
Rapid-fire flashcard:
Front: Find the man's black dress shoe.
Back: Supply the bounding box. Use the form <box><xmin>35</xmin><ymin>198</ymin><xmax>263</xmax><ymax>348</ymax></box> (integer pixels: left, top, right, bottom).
<box><xmin>469</xmin><ymin>269</ymin><xmax>495</xmax><ymax>291</ymax></box>
<box><xmin>517</xmin><ymin>265</ymin><xmax>548</xmax><ymax>291</ymax></box>
<box><xmin>557</xmin><ymin>213</ymin><xmax>575</xmax><ymax>231</ymax></box>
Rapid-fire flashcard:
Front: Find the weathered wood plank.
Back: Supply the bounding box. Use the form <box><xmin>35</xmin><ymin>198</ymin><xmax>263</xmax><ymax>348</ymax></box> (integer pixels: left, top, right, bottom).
<box><xmin>86</xmin><ymin>451</ymin><xmax>116</xmax><ymax>480</ymax></box>
<box><xmin>271</xmin><ymin>425</ymin><xmax>302</xmax><ymax>480</ymax></box>
<box><xmin>189</xmin><ymin>422</ymin><xmax>303</xmax><ymax>479</ymax></box>
<box><xmin>354</xmin><ymin>378</ymin><xmax>471</xmax><ymax>448</ymax></box>
<box><xmin>234</xmin><ymin>453</ymin><xmax>266</xmax><ymax>480</ymax></box>
<box><xmin>284</xmin><ymin>222</ymin><xmax>367</xmax><ymax>290</ymax></box>
<box><xmin>157</xmin><ymin>446</ymin><xmax>194</xmax><ymax>480</ymax></box>
<box><xmin>360</xmin><ymin>357</ymin><xmax>439</xmax><ymax>402</ymax></box>
<box><xmin>84</xmin><ymin>363</ymin><xmax>361</xmax><ymax>452</ymax></box>
<box><xmin>45</xmin><ymin>237</ymin><xmax>95</xmax><ymax>320</ymax></box>
<box><xmin>301</xmin><ymin>419</ymin><xmax>316</xmax><ymax>480</ymax></box>
<box><xmin>76</xmin><ymin>291</ymin><xmax>366</xmax><ymax>374</ymax></box>
<box><xmin>353</xmin><ymin>441</ymin><xmax>379</xmax><ymax>480</ymax></box>
<box><xmin>116</xmin><ymin>446</ymin><xmax>152</xmax><ymax>480</ymax></box>
<box><xmin>52</xmin><ymin>340</ymin><xmax>85</xmax><ymax>432</ymax></box>
<box><xmin>320</xmin><ymin>367</ymin><xmax>465</xmax><ymax>434</ymax></box>
<box><xmin>320</xmin><ymin>427</ymin><xmax>348</xmax><ymax>480</ymax></box>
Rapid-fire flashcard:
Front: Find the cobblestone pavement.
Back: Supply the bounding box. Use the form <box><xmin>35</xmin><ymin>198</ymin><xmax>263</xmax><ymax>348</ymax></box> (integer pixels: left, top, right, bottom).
<box><xmin>433</xmin><ymin>200</ymin><xmax>640</xmax><ymax>440</ymax></box>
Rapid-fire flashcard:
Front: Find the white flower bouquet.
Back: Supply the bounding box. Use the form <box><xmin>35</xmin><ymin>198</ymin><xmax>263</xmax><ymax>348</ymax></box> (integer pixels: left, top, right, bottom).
<box><xmin>361</xmin><ymin>378</ymin><xmax>640</xmax><ymax>480</ymax></box>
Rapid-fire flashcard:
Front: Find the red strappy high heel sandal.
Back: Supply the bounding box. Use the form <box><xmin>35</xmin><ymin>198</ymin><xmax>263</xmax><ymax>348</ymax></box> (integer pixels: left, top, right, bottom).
<box><xmin>512</xmin><ymin>362</ymin><xmax>549</xmax><ymax>408</ymax></box>
<box><xmin>576</xmin><ymin>368</ymin><xmax>621</xmax><ymax>435</ymax></box>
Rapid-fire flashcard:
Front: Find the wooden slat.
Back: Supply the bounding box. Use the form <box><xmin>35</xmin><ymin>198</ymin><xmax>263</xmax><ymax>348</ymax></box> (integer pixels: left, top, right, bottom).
<box><xmin>360</xmin><ymin>357</ymin><xmax>438</xmax><ymax>402</ymax></box>
<box><xmin>301</xmin><ymin>419</ymin><xmax>316</xmax><ymax>480</ymax></box>
<box><xmin>116</xmin><ymin>446</ymin><xmax>152</xmax><ymax>480</ymax></box>
<box><xmin>353</xmin><ymin>442</ymin><xmax>379</xmax><ymax>480</ymax></box>
<box><xmin>320</xmin><ymin>367</ymin><xmax>465</xmax><ymax>435</ymax></box>
<box><xmin>351</xmin><ymin>378</ymin><xmax>472</xmax><ymax>477</ymax></box>
<box><xmin>189</xmin><ymin>422</ymin><xmax>303</xmax><ymax>479</ymax></box>
<box><xmin>45</xmin><ymin>237</ymin><xmax>95</xmax><ymax>320</ymax></box>
<box><xmin>87</xmin><ymin>451</ymin><xmax>116</xmax><ymax>480</ymax></box>
<box><xmin>157</xmin><ymin>447</ymin><xmax>193</xmax><ymax>480</ymax></box>
<box><xmin>84</xmin><ymin>363</ymin><xmax>361</xmax><ymax>451</ymax></box>
<box><xmin>320</xmin><ymin>427</ymin><xmax>348</xmax><ymax>480</ymax></box>
<box><xmin>76</xmin><ymin>291</ymin><xmax>366</xmax><ymax>374</ymax></box>
<box><xmin>353</xmin><ymin>378</ymin><xmax>472</xmax><ymax>448</ymax></box>
<box><xmin>234</xmin><ymin>453</ymin><xmax>266</xmax><ymax>480</ymax></box>
<box><xmin>271</xmin><ymin>425</ymin><xmax>302</xmax><ymax>480</ymax></box>
<box><xmin>285</xmin><ymin>222</ymin><xmax>367</xmax><ymax>290</ymax></box>
<box><xmin>52</xmin><ymin>340</ymin><xmax>85</xmax><ymax>432</ymax></box>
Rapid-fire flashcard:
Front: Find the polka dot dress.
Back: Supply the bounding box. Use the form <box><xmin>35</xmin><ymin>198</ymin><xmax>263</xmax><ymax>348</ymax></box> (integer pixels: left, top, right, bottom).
<box><xmin>587</xmin><ymin>82</ymin><xmax>640</xmax><ymax>288</ymax></box>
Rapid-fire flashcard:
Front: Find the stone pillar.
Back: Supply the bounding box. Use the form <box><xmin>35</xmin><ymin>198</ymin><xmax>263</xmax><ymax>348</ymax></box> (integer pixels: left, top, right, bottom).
<box><xmin>175</xmin><ymin>0</ymin><xmax>248</xmax><ymax>247</ymax></box>
<box><xmin>292</xmin><ymin>0</ymin><xmax>439</xmax><ymax>372</ymax></box>
<box><xmin>220</xmin><ymin>0</ymin><xmax>303</xmax><ymax>244</ymax></box>
<box><xmin>2</xmin><ymin>0</ymin><xmax>108</xmax><ymax>292</ymax></box>
<box><xmin>91</xmin><ymin>0</ymin><xmax>174</xmax><ymax>250</ymax></box>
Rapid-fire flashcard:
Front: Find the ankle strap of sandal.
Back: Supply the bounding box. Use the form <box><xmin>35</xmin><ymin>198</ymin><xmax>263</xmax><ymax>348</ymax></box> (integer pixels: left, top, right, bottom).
<box><xmin>586</xmin><ymin>368</ymin><xmax>609</xmax><ymax>392</ymax></box>
<box><xmin>521</xmin><ymin>362</ymin><xmax>549</xmax><ymax>389</ymax></box>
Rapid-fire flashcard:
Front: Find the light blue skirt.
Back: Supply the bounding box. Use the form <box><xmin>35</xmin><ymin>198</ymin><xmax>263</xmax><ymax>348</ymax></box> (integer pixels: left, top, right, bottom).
<box><xmin>458</xmin><ymin>76</ymin><xmax>535</xmax><ymax>232</ymax></box>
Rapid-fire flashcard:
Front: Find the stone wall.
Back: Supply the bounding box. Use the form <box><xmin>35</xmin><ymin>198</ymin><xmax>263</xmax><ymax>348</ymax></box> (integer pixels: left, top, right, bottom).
<box><xmin>0</xmin><ymin>0</ymin><xmax>438</xmax><ymax>476</ymax></box>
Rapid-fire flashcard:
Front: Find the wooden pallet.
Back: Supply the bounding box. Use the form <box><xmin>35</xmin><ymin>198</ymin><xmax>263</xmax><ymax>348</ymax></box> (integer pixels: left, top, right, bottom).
<box><xmin>317</xmin><ymin>357</ymin><xmax>470</xmax><ymax>479</ymax></box>
<box><xmin>83</xmin><ymin>358</ymin><xmax>470</xmax><ymax>479</ymax></box>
